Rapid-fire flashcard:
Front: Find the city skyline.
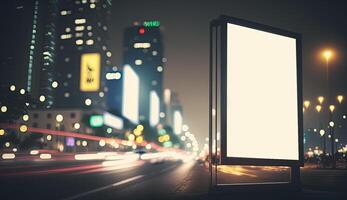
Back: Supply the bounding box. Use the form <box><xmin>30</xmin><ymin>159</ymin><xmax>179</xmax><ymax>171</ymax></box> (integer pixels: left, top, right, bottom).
<box><xmin>1</xmin><ymin>0</ymin><xmax>347</xmax><ymax>149</ymax></box>
<box><xmin>1</xmin><ymin>1</ymin><xmax>347</xmax><ymax>199</ymax></box>
<box><xmin>109</xmin><ymin>0</ymin><xmax>347</xmax><ymax>148</ymax></box>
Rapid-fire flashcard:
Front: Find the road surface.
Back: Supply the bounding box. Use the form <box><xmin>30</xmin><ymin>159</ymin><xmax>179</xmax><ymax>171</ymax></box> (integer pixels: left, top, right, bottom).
<box><xmin>1</xmin><ymin>158</ymin><xmax>347</xmax><ymax>200</ymax></box>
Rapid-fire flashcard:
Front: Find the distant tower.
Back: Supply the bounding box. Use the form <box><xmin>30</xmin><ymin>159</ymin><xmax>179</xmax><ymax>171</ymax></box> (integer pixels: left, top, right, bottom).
<box><xmin>122</xmin><ymin>20</ymin><xmax>165</xmax><ymax>125</ymax></box>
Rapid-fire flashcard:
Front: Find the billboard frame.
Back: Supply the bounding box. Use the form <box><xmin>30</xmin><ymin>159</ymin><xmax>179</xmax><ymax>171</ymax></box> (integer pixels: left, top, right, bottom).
<box><xmin>219</xmin><ymin>15</ymin><xmax>303</xmax><ymax>167</ymax></box>
<box><xmin>209</xmin><ymin>15</ymin><xmax>303</xmax><ymax>192</ymax></box>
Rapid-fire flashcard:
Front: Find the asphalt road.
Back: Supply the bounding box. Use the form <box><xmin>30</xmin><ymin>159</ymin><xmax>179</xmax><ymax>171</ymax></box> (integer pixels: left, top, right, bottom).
<box><xmin>1</xmin><ymin>159</ymin><xmax>347</xmax><ymax>200</ymax></box>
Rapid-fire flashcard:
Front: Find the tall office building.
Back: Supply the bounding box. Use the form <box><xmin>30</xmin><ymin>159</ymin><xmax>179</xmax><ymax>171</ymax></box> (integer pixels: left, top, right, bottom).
<box><xmin>35</xmin><ymin>0</ymin><xmax>58</xmax><ymax>108</ymax></box>
<box><xmin>0</xmin><ymin>1</ymin><xmax>37</xmax><ymax>91</ymax></box>
<box><xmin>122</xmin><ymin>20</ymin><xmax>165</xmax><ymax>126</ymax></box>
<box><xmin>53</xmin><ymin>0</ymin><xmax>113</xmax><ymax>109</ymax></box>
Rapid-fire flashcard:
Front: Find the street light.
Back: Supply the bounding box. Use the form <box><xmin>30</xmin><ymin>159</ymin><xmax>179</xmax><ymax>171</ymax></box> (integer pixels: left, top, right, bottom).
<box><xmin>315</xmin><ymin>105</ymin><xmax>322</xmax><ymax>113</ymax></box>
<box><xmin>303</xmin><ymin>100</ymin><xmax>310</xmax><ymax>109</ymax></box>
<box><xmin>319</xmin><ymin>129</ymin><xmax>326</xmax><ymax>155</ymax></box>
<box><xmin>337</xmin><ymin>95</ymin><xmax>344</xmax><ymax>104</ymax></box>
<box><xmin>329</xmin><ymin>105</ymin><xmax>335</xmax><ymax>113</ymax></box>
<box><xmin>317</xmin><ymin>96</ymin><xmax>324</xmax><ymax>104</ymax></box>
<box><xmin>322</xmin><ymin>49</ymin><xmax>333</xmax><ymax>63</ymax></box>
<box><xmin>329</xmin><ymin>120</ymin><xmax>336</xmax><ymax>168</ymax></box>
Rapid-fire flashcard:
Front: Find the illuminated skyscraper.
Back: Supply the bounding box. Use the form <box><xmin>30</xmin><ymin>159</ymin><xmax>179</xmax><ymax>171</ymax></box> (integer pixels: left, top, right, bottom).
<box><xmin>122</xmin><ymin>20</ymin><xmax>165</xmax><ymax>125</ymax></box>
<box><xmin>53</xmin><ymin>0</ymin><xmax>114</xmax><ymax>109</ymax></box>
<box><xmin>0</xmin><ymin>0</ymin><xmax>38</xmax><ymax>92</ymax></box>
<box><xmin>36</xmin><ymin>0</ymin><xmax>58</xmax><ymax>108</ymax></box>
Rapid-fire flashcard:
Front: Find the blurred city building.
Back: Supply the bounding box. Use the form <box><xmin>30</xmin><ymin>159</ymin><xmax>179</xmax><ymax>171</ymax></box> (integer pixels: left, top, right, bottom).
<box><xmin>122</xmin><ymin>20</ymin><xmax>165</xmax><ymax>126</ymax></box>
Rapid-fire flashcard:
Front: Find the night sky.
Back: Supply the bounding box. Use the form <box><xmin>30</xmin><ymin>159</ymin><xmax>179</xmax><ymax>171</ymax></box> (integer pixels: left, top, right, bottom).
<box><xmin>111</xmin><ymin>0</ymin><xmax>347</xmax><ymax>147</ymax></box>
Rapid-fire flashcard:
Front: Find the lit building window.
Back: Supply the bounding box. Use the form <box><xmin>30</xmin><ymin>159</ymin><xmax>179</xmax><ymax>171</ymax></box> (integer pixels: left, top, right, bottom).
<box><xmin>152</xmin><ymin>50</ymin><xmax>158</xmax><ymax>56</ymax></box>
<box><xmin>64</xmin><ymin>92</ymin><xmax>70</xmax><ymax>98</ymax></box>
<box><xmin>75</xmin><ymin>26</ymin><xmax>85</xmax><ymax>31</ymax></box>
<box><xmin>99</xmin><ymin>92</ymin><xmax>104</xmax><ymax>97</ymax></box>
<box><xmin>1</xmin><ymin>106</ymin><xmax>7</xmax><ymax>113</ymax></box>
<box><xmin>75</xmin><ymin>32</ymin><xmax>84</xmax><ymax>37</ymax></box>
<box><xmin>60</xmin><ymin>34</ymin><xmax>72</xmax><ymax>39</ymax></box>
<box><xmin>74</xmin><ymin>122</ymin><xmax>81</xmax><ymax>130</ymax></box>
<box><xmin>76</xmin><ymin>39</ymin><xmax>83</xmax><ymax>45</ymax></box>
<box><xmin>20</xmin><ymin>89</ymin><xmax>26</xmax><ymax>95</ymax></box>
<box><xmin>9</xmin><ymin>85</ymin><xmax>16</xmax><ymax>91</ymax></box>
<box><xmin>86</xmin><ymin>39</ymin><xmax>94</xmax><ymax>45</ymax></box>
<box><xmin>65</xmin><ymin>27</ymin><xmax>71</xmax><ymax>32</ymax></box>
<box><xmin>52</xmin><ymin>81</ymin><xmax>58</xmax><ymax>88</ymax></box>
<box><xmin>159</xmin><ymin>112</ymin><xmax>165</xmax><ymax>118</ymax></box>
<box><xmin>75</xmin><ymin>18</ymin><xmax>86</xmax><ymax>24</ymax></box>
<box><xmin>135</xmin><ymin>59</ymin><xmax>142</xmax><ymax>65</ymax></box>
<box><xmin>56</xmin><ymin>114</ymin><xmax>63</xmax><ymax>122</ymax></box>
<box><xmin>106</xmin><ymin>51</ymin><xmax>112</xmax><ymax>57</ymax></box>
<box><xmin>43</xmin><ymin>51</ymin><xmax>51</xmax><ymax>56</ymax></box>
<box><xmin>133</xmin><ymin>43</ymin><xmax>151</xmax><ymax>49</ymax></box>
<box><xmin>90</xmin><ymin>3</ymin><xmax>96</xmax><ymax>8</ymax></box>
<box><xmin>162</xmin><ymin>58</ymin><xmax>167</xmax><ymax>62</ymax></box>
<box><xmin>157</xmin><ymin>66</ymin><xmax>163</xmax><ymax>72</ymax></box>
<box><xmin>60</xmin><ymin>10</ymin><xmax>71</xmax><ymax>15</ymax></box>
<box><xmin>39</xmin><ymin>95</ymin><xmax>46</xmax><ymax>102</ymax></box>
<box><xmin>106</xmin><ymin>72</ymin><xmax>121</xmax><ymax>80</ymax></box>
<box><xmin>85</xmin><ymin>98</ymin><xmax>92</xmax><ymax>106</ymax></box>
<box><xmin>87</xmin><ymin>32</ymin><xmax>93</xmax><ymax>37</ymax></box>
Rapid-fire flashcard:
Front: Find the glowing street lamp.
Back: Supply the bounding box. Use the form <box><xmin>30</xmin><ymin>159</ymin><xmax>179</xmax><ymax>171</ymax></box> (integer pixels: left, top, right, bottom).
<box><xmin>317</xmin><ymin>96</ymin><xmax>324</xmax><ymax>104</ymax></box>
<box><xmin>319</xmin><ymin>128</ymin><xmax>326</xmax><ymax>155</ymax></box>
<box><xmin>337</xmin><ymin>95</ymin><xmax>344</xmax><ymax>104</ymax></box>
<box><xmin>329</xmin><ymin>119</ymin><xmax>336</xmax><ymax>168</ymax></box>
<box><xmin>322</xmin><ymin>49</ymin><xmax>333</xmax><ymax>63</ymax></box>
<box><xmin>303</xmin><ymin>100</ymin><xmax>310</xmax><ymax>109</ymax></box>
<box><xmin>329</xmin><ymin>105</ymin><xmax>335</xmax><ymax>113</ymax></box>
<box><xmin>315</xmin><ymin>105</ymin><xmax>322</xmax><ymax>113</ymax></box>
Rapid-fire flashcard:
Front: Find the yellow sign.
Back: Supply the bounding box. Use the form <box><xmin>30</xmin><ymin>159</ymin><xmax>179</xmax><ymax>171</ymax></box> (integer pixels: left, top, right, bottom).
<box><xmin>80</xmin><ymin>53</ymin><xmax>101</xmax><ymax>91</ymax></box>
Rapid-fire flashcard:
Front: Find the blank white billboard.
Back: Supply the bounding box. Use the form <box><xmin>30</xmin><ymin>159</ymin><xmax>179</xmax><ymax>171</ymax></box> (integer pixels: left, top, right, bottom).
<box><xmin>122</xmin><ymin>65</ymin><xmax>139</xmax><ymax>124</ymax></box>
<box><xmin>150</xmin><ymin>90</ymin><xmax>160</xmax><ymax>126</ymax></box>
<box><xmin>226</xmin><ymin>23</ymin><xmax>299</xmax><ymax>161</ymax></box>
<box><xmin>173</xmin><ymin>110</ymin><xmax>182</xmax><ymax>135</ymax></box>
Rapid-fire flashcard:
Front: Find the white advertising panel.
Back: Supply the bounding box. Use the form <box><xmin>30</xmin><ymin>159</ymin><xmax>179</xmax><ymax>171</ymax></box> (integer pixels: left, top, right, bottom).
<box><xmin>226</xmin><ymin>23</ymin><xmax>299</xmax><ymax>161</ymax></box>
<box><xmin>122</xmin><ymin>65</ymin><xmax>139</xmax><ymax>124</ymax></box>
<box><xmin>150</xmin><ymin>91</ymin><xmax>160</xmax><ymax>126</ymax></box>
